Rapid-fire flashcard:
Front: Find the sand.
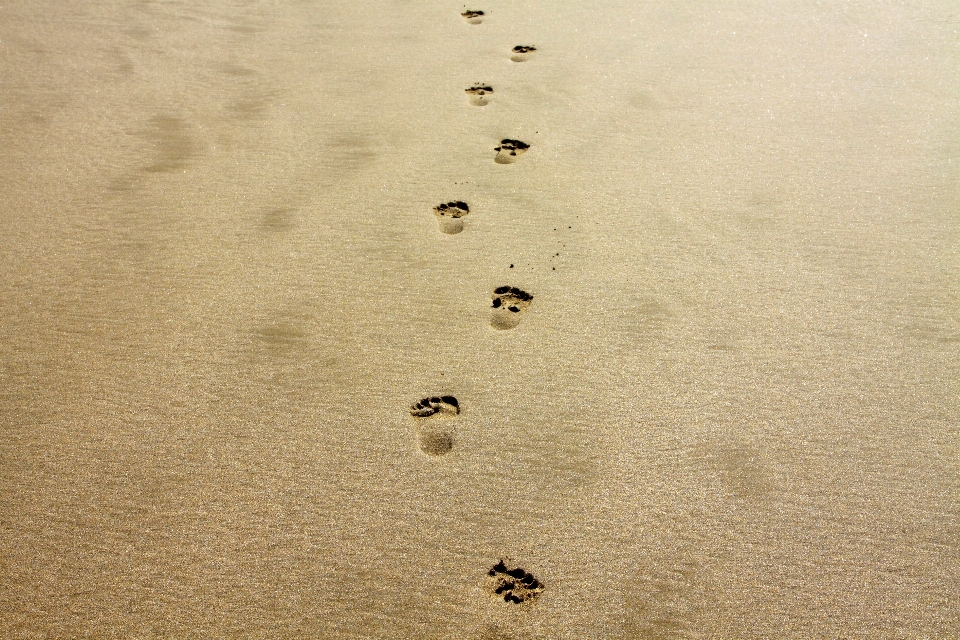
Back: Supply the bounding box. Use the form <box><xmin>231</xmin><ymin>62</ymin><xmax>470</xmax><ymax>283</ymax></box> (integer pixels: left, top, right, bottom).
<box><xmin>1</xmin><ymin>0</ymin><xmax>957</xmax><ymax>637</ymax></box>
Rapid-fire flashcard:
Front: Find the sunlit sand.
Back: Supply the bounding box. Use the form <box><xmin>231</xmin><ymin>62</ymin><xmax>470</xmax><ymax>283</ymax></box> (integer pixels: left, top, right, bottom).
<box><xmin>1</xmin><ymin>0</ymin><xmax>957</xmax><ymax>637</ymax></box>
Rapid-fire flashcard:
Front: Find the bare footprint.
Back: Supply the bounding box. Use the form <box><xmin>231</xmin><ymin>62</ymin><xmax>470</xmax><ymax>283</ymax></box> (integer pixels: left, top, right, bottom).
<box><xmin>466</xmin><ymin>84</ymin><xmax>494</xmax><ymax>106</ymax></box>
<box><xmin>409</xmin><ymin>395</ymin><xmax>460</xmax><ymax>456</ymax></box>
<box><xmin>494</xmin><ymin>139</ymin><xmax>529</xmax><ymax>164</ymax></box>
<box><xmin>433</xmin><ymin>201</ymin><xmax>470</xmax><ymax>234</ymax></box>
<box><xmin>490</xmin><ymin>286</ymin><xmax>533</xmax><ymax>330</ymax></box>
<box><xmin>510</xmin><ymin>45</ymin><xmax>536</xmax><ymax>62</ymax></box>
<box><xmin>487</xmin><ymin>560</ymin><xmax>544</xmax><ymax>604</ymax></box>
<box><xmin>462</xmin><ymin>10</ymin><xmax>485</xmax><ymax>24</ymax></box>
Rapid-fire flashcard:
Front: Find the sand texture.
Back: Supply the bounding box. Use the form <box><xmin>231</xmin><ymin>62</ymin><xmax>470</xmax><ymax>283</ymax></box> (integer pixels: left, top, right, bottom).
<box><xmin>1</xmin><ymin>0</ymin><xmax>958</xmax><ymax>637</ymax></box>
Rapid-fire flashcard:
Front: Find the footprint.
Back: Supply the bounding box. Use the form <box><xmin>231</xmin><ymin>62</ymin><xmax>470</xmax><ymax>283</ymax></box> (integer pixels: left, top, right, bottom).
<box><xmin>433</xmin><ymin>201</ymin><xmax>470</xmax><ymax>235</ymax></box>
<box><xmin>494</xmin><ymin>139</ymin><xmax>529</xmax><ymax>164</ymax></box>
<box><xmin>461</xmin><ymin>10</ymin><xmax>485</xmax><ymax>24</ymax></box>
<box><xmin>487</xmin><ymin>560</ymin><xmax>544</xmax><ymax>604</ymax></box>
<box><xmin>510</xmin><ymin>45</ymin><xmax>536</xmax><ymax>62</ymax></box>
<box><xmin>409</xmin><ymin>395</ymin><xmax>460</xmax><ymax>456</ymax></box>
<box><xmin>490</xmin><ymin>286</ymin><xmax>533</xmax><ymax>330</ymax></box>
<box><xmin>465</xmin><ymin>84</ymin><xmax>494</xmax><ymax>107</ymax></box>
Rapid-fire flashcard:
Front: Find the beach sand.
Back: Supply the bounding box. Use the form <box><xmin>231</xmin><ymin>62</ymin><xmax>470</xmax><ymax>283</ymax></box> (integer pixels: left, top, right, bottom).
<box><xmin>1</xmin><ymin>0</ymin><xmax>957</xmax><ymax>637</ymax></box>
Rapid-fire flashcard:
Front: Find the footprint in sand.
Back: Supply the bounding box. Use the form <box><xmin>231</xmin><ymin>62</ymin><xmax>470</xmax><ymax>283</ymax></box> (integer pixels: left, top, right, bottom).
<box><xmin>461</xmin><ymin>10</ymin><xmax>485</xmax><ymax>24</ymax></box>
<box><xmin>490</xmin><ymin>286</ymin><xmax>533</xmax><ymax>330</ymax></box>
<box><xmin>510</xmin><ymin>45</ymin><xmax>536</xmax><ymax>62</ymax></box>
<box><xmin>494</xmin><ymin>139</ymin><xmax>529</xmax><ymax>164</ymax></box>
<box><xmin>409</xmin><ymin>395</ymin><xmax>460</xmax><ymax>455</ymax></box>
<box><xmin>487</xmin><ymin>560</ymin><xmax>544</xmax><ymax>604</ymax></box>
<box><xmin>433</xmin><ymin>201</ymin><xmax>470</xmax><ymax>234</ymax></box>
<box><xmin>466</xmin><ymin>84</ymin><xmax>494</xmax><ymax>106</ymax></box>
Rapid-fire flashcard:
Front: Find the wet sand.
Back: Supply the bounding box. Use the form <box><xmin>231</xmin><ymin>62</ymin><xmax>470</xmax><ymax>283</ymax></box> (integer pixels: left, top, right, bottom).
<box><xmin>1</xmin><ymin>0</ymin><xmax>958</xmax><ymax>637</ymax></box>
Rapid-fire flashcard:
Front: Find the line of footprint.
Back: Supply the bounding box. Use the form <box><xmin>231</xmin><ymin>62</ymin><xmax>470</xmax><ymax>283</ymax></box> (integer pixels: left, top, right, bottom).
<box><xmin>411</xmin><ymin>6</ymin><xmax>544</xmax><ymax>606</ymax></box>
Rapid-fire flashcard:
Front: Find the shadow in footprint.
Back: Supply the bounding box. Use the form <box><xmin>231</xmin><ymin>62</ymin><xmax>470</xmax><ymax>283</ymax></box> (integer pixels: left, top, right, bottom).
<box><xmin>433</xmin><ymin>201</ymin><xmax>470</xmax><ymax>235</ymax></box>
<box><xmin>487</xmin><ymin>560</ymin><xmax>544</xmax><ymax>604</ymax></box>
<box><xmin>409</xmin><ymin>396</ymin><xmax>460</xmax><ymax>456</ymax></box>
<box><xmin>490</xmin><ymin>286</ymin><xmax>533</xmax><ymax>330</ymax></box>
<box><xmin>462</xmin><ymin>10</ymin><xmax>485</xmax><ymax>24</ymax></box>
<box><xmin>466</xmin><ymin>84</ymin><xmax>493</xmax><ymax>107</ymax></box>
<box><xmin>510</xmin><ymin>46</ymin><xmax>536</xmax><ymax>63</ymax></box>
<box><xmin>494</xmin><ymin>139</ymin><xmax>529</xmax><ymax>164</ymax></box>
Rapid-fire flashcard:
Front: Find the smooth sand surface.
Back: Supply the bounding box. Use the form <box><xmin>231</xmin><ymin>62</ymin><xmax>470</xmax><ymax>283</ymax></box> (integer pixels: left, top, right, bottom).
<box><xmin>1</xmin><ymin>1</ymin><xmax>958</xmax><ymax>637</ymax></box>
